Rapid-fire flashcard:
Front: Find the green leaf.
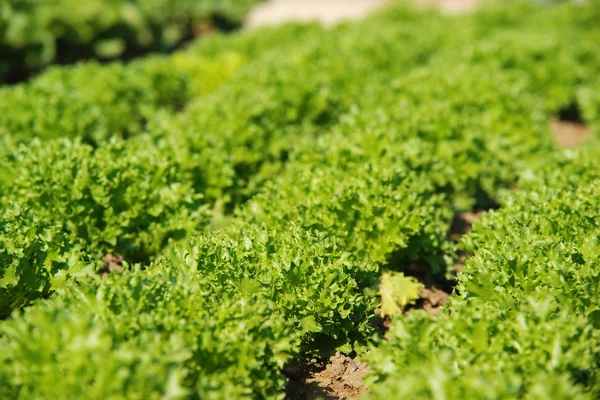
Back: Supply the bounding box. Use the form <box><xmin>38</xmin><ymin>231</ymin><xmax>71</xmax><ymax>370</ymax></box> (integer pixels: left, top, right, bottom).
<box><xmin>379</xmin><ymin>271</ymin><xmax>423</xmax><ymax>318</ymax></box>
<box><xmin>299</xmin><ymin>315</ymin><xmax>322</xmax><ymax>333</ymax></box>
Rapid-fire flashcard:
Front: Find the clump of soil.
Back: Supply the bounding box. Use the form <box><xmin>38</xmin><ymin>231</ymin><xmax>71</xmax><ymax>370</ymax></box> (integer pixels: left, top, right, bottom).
<box><xmin>99</xmin><ymin>253</ymin><xmax>124</xmax><ymax>279</ymax></box>
<box><xmin>285</xmin><ymin>353</ymin><xmax>370</xmax><ymax>400</ymax></box>
<box><xmin>417</xmin><ymin>286</ymin><xmax>450</xmax><ymax>316</ymax></box>
<box><xmin>551</xmin><ymin>102</ymin><xmax>592</xmax><ymax>148</ymax></box>
<box><xmin>551</xmin><ymin>118</ymin><xmax>592</xmax><ymax>148</ymax></box>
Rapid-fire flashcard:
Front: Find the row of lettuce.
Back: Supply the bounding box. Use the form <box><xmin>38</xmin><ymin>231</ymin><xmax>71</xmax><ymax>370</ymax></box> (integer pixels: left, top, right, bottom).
<box><xmin>366</xmin><ymin>146</ymin><xmax>600</xmax><ymax>399</ymax></box>
<box><xmin>0</xmin><ymin>7</ymin><xmax>471</xmax><ymax>317</ymax></box>
<box><xmin>0</xmin><ymin>0</ymin><xmax>264</xmax><ymax>83</ymax></box>
<box><xmin>0</xmin><ymin>1</ymin><xmax>599</xmax><ymax>398</ymax></box>
<box><xmin>0</xmin><ymin>22</ymin><xmax>315</xmax><ymax>147</ymax></box>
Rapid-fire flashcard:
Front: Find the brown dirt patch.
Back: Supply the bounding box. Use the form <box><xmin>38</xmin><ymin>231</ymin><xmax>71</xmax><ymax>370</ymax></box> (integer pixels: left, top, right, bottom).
<box><xmin>285</xmin><ymin>353</ymin><xmax>370</xmax><ymax>400</ymax></box>
<box><xmin>100</xmin><ymin>253</ymin><xmax>124</xmax><ymax>279</ymax></box>
<box><xmin>454</xmin><ymin>253</ymin><xmax>467</xmax><ymax>274</ymax></box>
<box><xmin>417</xmin><ymin>286</ymin><xmax>450</xmax><ymax>316</ymax></box>
<box><xmin>551</xmin><ymin>118</ymin><xmax>592</xmax><ymax>148</ymax></box>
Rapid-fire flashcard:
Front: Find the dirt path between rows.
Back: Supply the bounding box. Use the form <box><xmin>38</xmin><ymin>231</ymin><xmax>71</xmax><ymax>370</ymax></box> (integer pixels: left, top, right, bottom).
<box><xmin>246</xmin><ymin>0</ymin><xmax>482</xmax><ymax>28</ymax></box>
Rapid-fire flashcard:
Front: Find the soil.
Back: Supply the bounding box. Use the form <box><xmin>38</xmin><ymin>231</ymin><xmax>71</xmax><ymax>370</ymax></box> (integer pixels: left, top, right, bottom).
<box><xmin>551</xmin><ymin>118</ymin><xmax>592</xmax><ymax>148</ymax></box>
<box><xmin>285</xmin><ymin>353</ymin><xmax>371</xmax><ymax>399</ymax></box>
<box><xmin>417</xmin><ymin>286</ymin><xmax>451</xmax><ymax>316</ymax></box>
<box><xmin>247</xmin><ymin>0</ymin><xmax>390</xmax><ymax>28</ymax></box>
<box><xmin>418</xmin><ymin>0</ymin><xmax>481</xmax><ymax>14</ymax></box>
<box><xmin>99</xmin><ymin>253</ymin><xmax>124</xmax><ymax>279</ymax></box>
<box><xmin>246</xmin><ymin>0</ymin><xmax>482</xmax><ymax>28</ymax></box>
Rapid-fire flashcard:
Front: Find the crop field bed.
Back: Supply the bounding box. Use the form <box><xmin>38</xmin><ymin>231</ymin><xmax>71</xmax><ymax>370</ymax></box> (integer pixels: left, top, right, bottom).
<box><xmin>1</xmin><ymin>1</ymin><xmax>600</xmax><ymax>399</ymax></box>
